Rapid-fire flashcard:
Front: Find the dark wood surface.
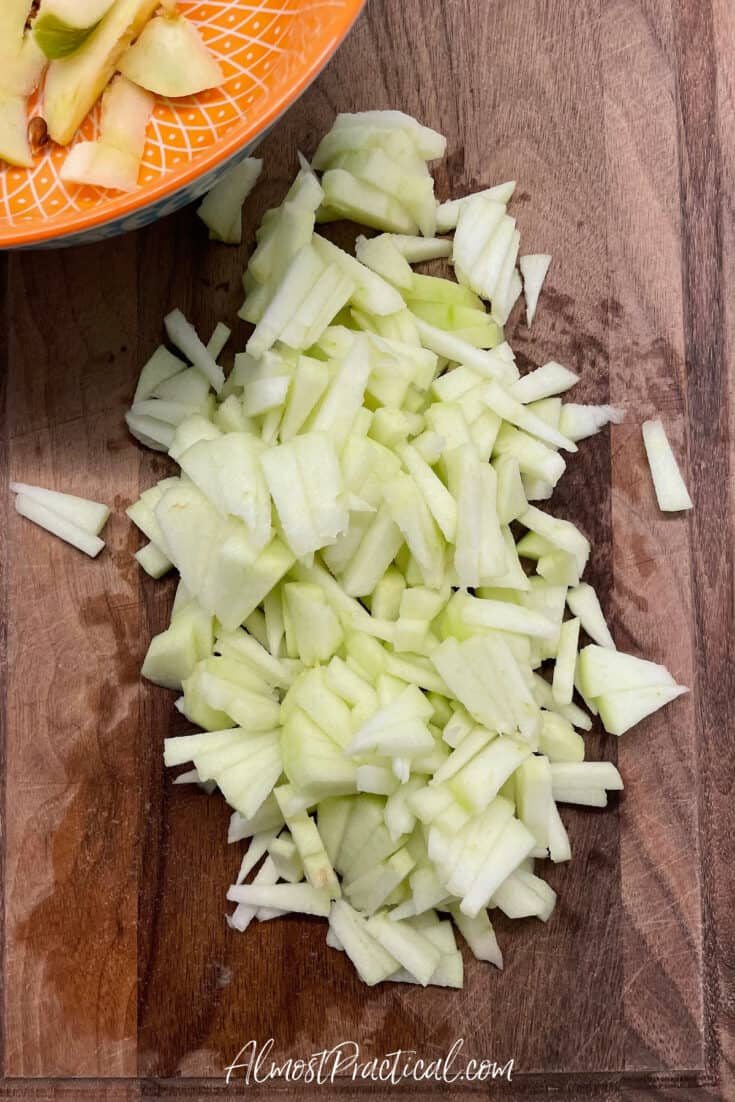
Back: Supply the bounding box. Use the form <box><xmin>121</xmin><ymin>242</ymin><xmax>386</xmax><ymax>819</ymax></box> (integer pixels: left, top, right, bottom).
<box><xmin>2</xmin><ymin>0</ymin><xmax>734</xmax><ymax>1098</ymax></box>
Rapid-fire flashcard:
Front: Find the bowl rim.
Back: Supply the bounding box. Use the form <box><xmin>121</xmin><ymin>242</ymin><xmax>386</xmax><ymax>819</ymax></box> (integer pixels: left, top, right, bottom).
<box><xmin>1</xmin><ymin>0</ymin><xmax>365</xmax><ymax>250</ymax></box>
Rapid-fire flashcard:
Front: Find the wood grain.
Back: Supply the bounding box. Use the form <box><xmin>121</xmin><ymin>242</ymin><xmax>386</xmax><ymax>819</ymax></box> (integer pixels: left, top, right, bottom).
<box><xmin>2</xmin><ymin>0</ymin><xmax>734</xmax><ymax>1097</ymax></box>
<box><xmin>602</xmin><ymin>0</ymin><xmax>702</xmax><ymax>1073</ymax></box>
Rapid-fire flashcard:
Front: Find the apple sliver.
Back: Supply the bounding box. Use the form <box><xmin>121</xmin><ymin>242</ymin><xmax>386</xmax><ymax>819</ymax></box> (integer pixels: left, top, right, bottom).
<box><xmin>642</xmin><ymin>418</ymin><xmax>693</xmax><ymax>512</ymax></box>
<box><xmin>14</xmin><ymin>493</ymin><xmax>105</xmax><ymax>557</ymax></box>
<box><xmin>519</xmin><ymin>253</ymin><xmax>552</xmax><ymax>327</ymax></box>
<box><xmin>10</xmin><ymin>481</ymin><xmax>110</xmax><ymax>535</ymax></box>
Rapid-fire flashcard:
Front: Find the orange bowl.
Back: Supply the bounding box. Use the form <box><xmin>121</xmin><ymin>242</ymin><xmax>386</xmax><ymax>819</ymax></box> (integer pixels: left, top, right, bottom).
<box><xmin>0</xmin><ymin>0</ymin><xmax>364</xmax><ymax>250</ymax></box>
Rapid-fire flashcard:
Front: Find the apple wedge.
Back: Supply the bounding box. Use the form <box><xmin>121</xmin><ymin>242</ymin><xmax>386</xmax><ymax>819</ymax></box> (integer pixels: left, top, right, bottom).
<box><xmin>60</xmin><ymin>74</ymin><xmax>152</xmax><ymax>190</ymax></box>
<box><xmin>0</xmin><ymin>94</ymin><xmax>32</xmax><ymax>167</ymax></box>
<box><xmin>99</xmin><ymin>73</ymin><xmax>152</xmax><ymax>155</ymax></box>
<box><xmin>0</xmin><ymin>4</ymin><xmax>49</xmax><ymax>167</ymax></box>
<box><xmin>43</xmin><ymin>0</ymin><xmax>159</xmax><ymax>145</ymax></box>
<box><xmin>2</xmin><ymin>33</ymin><xmax>48</xmax><ymax>98</ymax></box>
<box><xmin>117</xmin><ymin>12</ymin><xmax>223</xmax><ymax>97</ymax></box>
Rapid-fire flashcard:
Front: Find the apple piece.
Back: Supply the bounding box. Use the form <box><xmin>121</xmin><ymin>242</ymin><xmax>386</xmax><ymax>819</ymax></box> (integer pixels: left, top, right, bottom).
<box><xmin>451</xmin><ymin>907</ymin><xmax>503</xmax><ymax>967</ymax></box>
<box><xmin>566</xmin><ymin>582</ymin><xmax>615</xmax><ymax>649</ymax></box>
<box><xmin>36</xmin><ymin>0</ymin><xmax>115</xmax><ymax>31</ymax></box>
<box><xmin>34</xmin><ymin>0</ymin><xmax>117</xmax><ymax>60</ymax></box>
<box><xmin>482</xmin><ymin>380</ymin><xmax>577</xmax><ymax>453</ymax></box>
<box><xmin>596</xmin><ymin>684</ymin><xmax>688</xmax><ymax>737</ymax></box>
<box><xmin>512</xmin><ymin>361</ymin><xmax>579</xmax><ymax>404</ymax></box>
<box><xmin>552</xmin><ymin>617</ymin><xmax>580</xmax><ymax>707</ymax></box>
<box><xmin>414</xmin><ymin>319</ymin><xmax>517</xmax><ymax>383</ymax></box>
<box><xmin>577</xmin><ymin>643</ymin><xmax>676</xmax><ymax>700</ymax></box>
<box><xmin>59</xmin><ymin>73</ymin><xmax>152</xmax><ymax>189</ymax></box>
<box><xmin>134</xmin><ymin>541</ymin><xmax>172</xmax><ymax>578</ymax></box>
<box><xmin>126</xmin><ymin>411</ymin><xmax>175</xmax><ymax>451</ymax></box>
<box><xmin>100</xmin><ymin>73</ymin><xmax>152</xmax><ymax>156</ymax></box>
<box><xmin>197</xmin><ymin>158</ymin><xmax>263</xmax><ymax>245</ymax></box>
<box><xmin>520</xmin><ymin>253</ymin><xmax>552</xmax><ymax>327</ymax></box>
<box><xmin>320</xmin><ymin>168</ymin><xmax>419</xmax><ymax>234</ymax></box>
<box><xmin>382</xmin><ymin>234</ymin><xmax>452</xmax><ymax>262</ymax></box>
<box><xmin>134</xmin><ymin>345</ymin><xmax>186</xmax><ymax>402</ymax></box>
<box><xmin>328</xmin><ymin>900</ymin><xmax>398</xmax><ymax>986</ymax></box>
<box><xmin>164</xmin><ymin>309</ymin><xmax>225</xmax><ymax>393</ymax></box>
<box><xmin>226</xmin><ymin>881</ymin><xmax>331</xmax><ymax>917</ymax></box>
<box><xmin>313</xmin><ymin>115</ymin><xmax>446</xmax><ymax>171</ymax></box>
<box><xmin>642</xmin><ymin>418</ymin><xmax>693</xmax><ymax>512</ymax></box>
<box><xmin>0</xmin><ymin>94</ymin><xmax>32</xmax><ymax>166</ymax></box>
<box><xmin>60</xmin><ymin>139</ymin><xmax>140</xmax><ymax>190</ymax></box>
<box><xmin>206</xmin><ymin>321</ymin><xmax>231</xmax><ymax>361</ymax></box>
<box><xmin>14</xmin><ymin>493</ymin><xmax>105</xmax><ymax>557</ymax></box>
<box><xmin>42</xmin><ymin>0</ymin><xmax>159</xmax><ymax>146</ymax></box>
<box><xmin>491</xmin><ymin>868</ymin><xmax>557</xmax><ymax>921</ymax></box>
<box><xmin>436</xmin><ymin>181</ymin><xmax>516</xmax><ymax>232</ymax></box>
<box><xmin>9</xmin><ymin>481</ymin><xmax>109</xmax><ymax>534</ymax></box>
<box><xmin>559</xmin><ymin>402</ymin><xmax>625</xmax><ymax>442</ymax></box>
<box><xmin>1</xmin><ymin>34</ymin><xmax>48</xmax><ymax>99</ymax></box>
<box><xmin>331</xmin><ymin>147</ymin><xmax>436</xmax><ymax>236</ymax></box>
<box><xmin>117</xmin><ymin>12</ymin><xmax>223</xmax><ymax>97</ymax></box>
<box><xmin>0</xmin><ymin>13</ymin><xmax>46</xmax><ymax>173</ymax></box>
<box><xmin>490</xmin><ymin>228</ymin><xmax>521</xmax><ymax>322</ymax></box>
<box><xmin>355</xmin><ymin>233</ymin><xmax>414</xmax><ymax>289</ymax></box>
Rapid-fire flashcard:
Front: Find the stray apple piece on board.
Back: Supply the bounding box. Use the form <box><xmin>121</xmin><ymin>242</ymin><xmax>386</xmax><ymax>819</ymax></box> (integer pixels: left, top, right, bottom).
<box><xmin>642</xmin><ymin>419</ymin><xmax>693</xmax><ymax>513</ymax></box>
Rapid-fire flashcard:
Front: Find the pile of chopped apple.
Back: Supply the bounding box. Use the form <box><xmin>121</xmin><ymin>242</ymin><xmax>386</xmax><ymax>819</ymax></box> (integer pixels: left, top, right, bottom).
<box><xmin>126</xmin><ymin>111</ymin><xmax>687</xmax><ymax>988</ymax></box>
<box><xmin>0</xmin><ymin>0</ymin><xmax>225</xmax><ymax>192</ymax></box>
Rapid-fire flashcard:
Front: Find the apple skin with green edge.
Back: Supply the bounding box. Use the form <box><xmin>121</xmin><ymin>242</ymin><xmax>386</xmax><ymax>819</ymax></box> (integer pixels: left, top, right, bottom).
<box><xmin>43</xmin><ymin>0</ymin><xmax>160</xmax><ymax>146</ymax></box>
<box><xmin>34</xmin><ymin>17</ymin><xmax>99</xmax><ymax>61</ymax></box>
<box><xmin>34</xmin><ymin>0</ymin><xmax>118</xmax><ymax>60</ymax></box>
<box><xmin>39</xmin><ymin>0</ymin><xmax>117</xmax><ymax>31</ymax></box>
<box><xmin>117</xmin><ymin>13</ymin><xmax>224</xmax><ymax>98</ymax></box>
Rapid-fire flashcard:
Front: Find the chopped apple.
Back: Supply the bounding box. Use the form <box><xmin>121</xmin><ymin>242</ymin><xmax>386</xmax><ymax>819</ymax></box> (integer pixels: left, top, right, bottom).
<box><xmin>642</xmin><ymin>418</ymin><xmax>693</xmax><ymax>512</ymax></box>
<box><xmin>197</xmin><ymin>158</ymin><xmax>263</xmax><ymax>245</ymax></box>
<box><xmin>14</xmin><ymin>493</ymin><xmax>105</xmax><ymax>557</ymax></box>
<box><xmin>38</xmin><ymin>0</ymin><xmax>116</xmax><ymax>30</ymax></box>
<box><xmin>520</xmin><ymin>253</ymin><xmax>551</xmax><ymax>327</ymax></box>
<box><xmin>109</xmin><ymin>109</ymin><xmax>695</xmax><ymax>991</ymax></box>
<box><xmin>577</xmin><ymin>644</ymin><xmax>676</xmax><ymax>700</ymax></box>
<box><xmin>43</xmin><ymin>0</ymin><xmax>159</xmax><ymax>145</ymax></box>
<box><xmin>117</xmin><ymin>11</ymin><xmax>223</xmax><ymax>97</ymax></box>
<box><xmin>9</xmin><ymin>481</ymin><xmax>109</xmax><ymax>534</ymax></box>
<box><xmin>559</xmin><ymin>402</ymin><xmax>625</xmax><ymax>442</ymax></box>
<box><xmin>596</xmin><ymin>684</ymin><xmax>688</xmax><ymax>736</ymax></box>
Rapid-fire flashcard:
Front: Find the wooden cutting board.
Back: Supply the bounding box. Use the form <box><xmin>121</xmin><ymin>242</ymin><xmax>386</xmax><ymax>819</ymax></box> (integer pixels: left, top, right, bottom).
<box><xmin>1</xmin><ymin>1</ymin><xmax>733</xmax><ymax>1098</ymax></box>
